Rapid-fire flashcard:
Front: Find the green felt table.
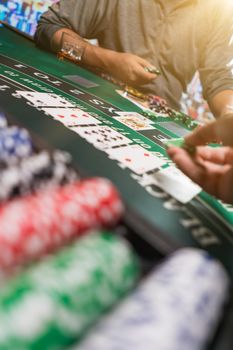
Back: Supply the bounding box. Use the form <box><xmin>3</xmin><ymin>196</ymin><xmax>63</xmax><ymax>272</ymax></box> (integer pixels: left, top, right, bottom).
<box><xmin>0</xmin><ymin>25</ymin><xmax>233</xmax><ymax>276</ymax></box>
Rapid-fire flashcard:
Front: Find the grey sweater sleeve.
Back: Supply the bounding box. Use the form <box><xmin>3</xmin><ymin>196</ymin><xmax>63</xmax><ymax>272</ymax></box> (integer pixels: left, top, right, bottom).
<box><xmin>34</xmin><ymin>0</ymin><xmax>117</xmax><ymax>51</ymax></box>
<box><xmin>199</xmin><ymin>0</ymin><xmax>233</xmax><ymax>101</ymax></box>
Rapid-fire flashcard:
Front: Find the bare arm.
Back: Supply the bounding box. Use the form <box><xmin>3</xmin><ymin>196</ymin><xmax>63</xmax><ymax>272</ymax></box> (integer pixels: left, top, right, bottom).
<box><xmin>183</xmin><ymin>114</ymin><xmax>233</xmax><ymax>147</ymax></box>
<box><xmin>208</xmin><ymin>90</ymin><xmax>233</xmax><ymax>118</ymax></box>
<box><xmin>52</xmin><ymin>28</ymin><xmax>158</xmax><ymax>86</ymax></box>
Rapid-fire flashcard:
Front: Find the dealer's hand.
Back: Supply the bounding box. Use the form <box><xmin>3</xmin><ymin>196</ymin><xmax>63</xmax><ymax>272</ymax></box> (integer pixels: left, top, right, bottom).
<box><xmin>106</xmin><ymin>52</ymin><xmax>159</xmax><ymax>85</ymax></box>
<box><xmin>184</xmin><ymin>114</ymin><xmax>233</xmax><ymax>147</ymax></box>
<box><xmin>167</xmin><ymin>145</ymin><xmax>233</xmax><ymax>204</ymax></box>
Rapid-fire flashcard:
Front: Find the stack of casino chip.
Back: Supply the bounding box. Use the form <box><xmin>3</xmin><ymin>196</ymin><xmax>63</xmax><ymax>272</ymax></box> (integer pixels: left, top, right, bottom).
<box><xmin>144</xmin><ymin>96</ymin><xmax>199</xmax><ymax>128</ymax></box>
<box><xmin>76</xmin><ymin>249</ymin><xmax>229</xmax><ymax>350</ymax></box>
<box><xmin>124</xmin><ymin>86</ymin><xmax>147</xmax><ymax>100</ymax></box>
<box><xmin>0</xmin><ymin>231</ymin><xmax>139</xmax><ymax>350</ymax></box>
<box><xmin>0</xmin><ymin>150</ymin><xmax>78</xmax><ymax>202</ymax></box>
<box><xmin>147</xmin><ymin>94</ymin><xmax>174</xmax><ymax>116</ymax></box>
<box><xmin>0</xmin><ymin>126</ymin><xmax>33</xmax><ymax>162</ymax></box>
<box><xmin>171</xmin><ymin>110</ymin><xmax>199</xmax><ymax>129</ymax></box>
<box><xmin>0</xmin><ymin>177</ymin><xmax>123</xmax><ymax>275</ymax></box>
<box><xmin>0</xmin><ymin>111</ymin><xmax>8</xmax><ymax>129</ymax></box>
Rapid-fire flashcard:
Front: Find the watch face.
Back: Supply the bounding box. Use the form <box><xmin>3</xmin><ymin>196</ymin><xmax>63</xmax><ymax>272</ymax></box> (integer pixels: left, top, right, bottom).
<box><xmin>58</xmin><ymin>32</ymin><xmax>85</xmax><ymax>63</ymax></box>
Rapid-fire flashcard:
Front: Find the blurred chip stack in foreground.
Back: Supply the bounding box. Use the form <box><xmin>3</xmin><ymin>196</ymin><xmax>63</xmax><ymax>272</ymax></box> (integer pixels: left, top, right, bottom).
<box><xmin>0</xmin><ymin>231</ymin><xmax>139</xmax><ymax>350</ymax></box>
<box><xmin>76</xmin><ymin>249</ymin><xmax>229</xmax><ymax>350</ymax></box>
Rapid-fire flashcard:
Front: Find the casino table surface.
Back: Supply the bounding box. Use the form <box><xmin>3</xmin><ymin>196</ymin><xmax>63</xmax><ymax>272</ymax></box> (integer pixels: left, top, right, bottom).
<box><xmin>0</xmin><ymin>25</ymin><xmax>233</xmax><ymax>276</ymax></box>
<box><xmin>0</xmin><ymin>24</ymin><xmax>233</xmax><ymax>350</ymax></box>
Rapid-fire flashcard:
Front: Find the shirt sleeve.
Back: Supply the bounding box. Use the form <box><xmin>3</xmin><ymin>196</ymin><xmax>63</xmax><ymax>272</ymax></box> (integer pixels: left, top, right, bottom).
<box><xmin>198</xmin><ymin>0</ymin><xmax>233</xmax><ymax>102</ymax></box>
<box><xmin>34</xmin><ymin>0</ymin><xmax>117</xmax><ymax>51</ymax></box>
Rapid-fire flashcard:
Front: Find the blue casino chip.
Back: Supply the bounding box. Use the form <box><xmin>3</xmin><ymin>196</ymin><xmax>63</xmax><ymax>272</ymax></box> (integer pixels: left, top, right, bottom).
<box><xmin>77</xmin><ymin>249</ymin><xmax>229</xmax><ymax>350</ymax></box>
<box><xmin>0</xmin><ymin>126</ymin><xmax>33</xmax><ymax>162</ymax></box>
<box><xmin>0</xmin><ymin>150</ymin><xmax>78</xmax><ymax>201</ymax></box>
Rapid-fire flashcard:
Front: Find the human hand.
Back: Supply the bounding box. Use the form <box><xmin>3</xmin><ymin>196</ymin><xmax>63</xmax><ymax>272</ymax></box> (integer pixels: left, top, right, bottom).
<box><xmin>167</xmin><ymin>145</ymin><xmax>233</xmax><ymax>204</ymax></box>
<box><xmin>184</xmin><ymin>114</ymin><xmax>233</xmax><ymax>147</ymax></box>
<box><xmin>106</xmin><ymin>51</ymin><xmax>159</xmax><ymax>85</ymax></box>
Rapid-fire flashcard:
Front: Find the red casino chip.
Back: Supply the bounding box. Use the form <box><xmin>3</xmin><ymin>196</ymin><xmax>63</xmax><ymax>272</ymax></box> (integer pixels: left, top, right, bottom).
<box><xmin>0</xmin><ymin>178</ymin><xmax>123</xmax><ymax>273</ymax></box>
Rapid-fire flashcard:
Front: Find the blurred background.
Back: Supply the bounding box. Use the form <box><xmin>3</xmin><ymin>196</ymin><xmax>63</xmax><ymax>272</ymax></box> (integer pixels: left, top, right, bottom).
<box><xmin>0</xmin><ymin>0</ymin><xmax>213</xmax><ymax>123</ymax></box>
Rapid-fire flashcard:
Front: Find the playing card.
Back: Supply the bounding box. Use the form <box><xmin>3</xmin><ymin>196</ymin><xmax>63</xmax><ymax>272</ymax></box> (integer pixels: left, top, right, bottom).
<box><xmin>41</xmin><ymin>108</ymin><xmax>101</xmax><ymax>126</ymax></box>
<box><xmin>149</xmin><ymin>166</ymin><xmax>201</xmax><ymax>203</ymax></box>
<box><xmin>16</xmin><ymin>91</ymin><xmax>75</xmax><ymax>107</ymax></box>
<box><xmin>106</xmin><ymin>144</ymin><xmax>166</xmax><ymax>174</ymax></box>
<box><xmin>114</xmin><ymin>112</ymin><xmax>154</xmax><ymax>131</ymax></box>
<box><xmin>71</xmin><ymin>125</ymin><xmax>132</xmax><ymax>150</ymax></box>
<box><xmin>115</xmin><ymin>90</ymin><xmax>149</xmax><ymax>109</ymax></box>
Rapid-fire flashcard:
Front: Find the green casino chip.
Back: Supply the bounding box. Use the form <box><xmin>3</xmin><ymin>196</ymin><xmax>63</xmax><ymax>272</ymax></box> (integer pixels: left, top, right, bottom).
<box><xmin>0</xmin><ymin>231</ymin><xmax>139</xmax><ymax>350</ymax></box>
<box><xmin>141</xmin><ymin>109</ymin><xmax>162</xmax><ymax>121</ymax></box>
<box><xmin>165</xmin><ymin>137</ymin><xmax>185</xmax><ymax>148</ymax></box>
<box><xmin>165</xmin><ymin>138</ymin><xmax>196</xmax><ymax>155</ymax></box>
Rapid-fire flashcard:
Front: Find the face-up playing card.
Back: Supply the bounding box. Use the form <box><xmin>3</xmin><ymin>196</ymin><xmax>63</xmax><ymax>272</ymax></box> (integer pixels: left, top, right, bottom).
<box><xmin>41</xmin><ymin>108</ymin><xmax>101</xmax><ymax>126</ymax></box>
<box><xmin>149</xmin><ymin>166</ymin><xmax>201</xmax><ymax>203</ymax></box>
<box><xmin>106</xmin><ymin>144</ymin><xmax>166</xmax><ymax>174</ymax></box>
<box><xmin>71</xmin><ymin>125</ymin><xmax>132</xmax><ymax>150</ymax></box>
<box><xmin>114</xmin><ymin>112</ymin><xmax>154</xmax><ymax>131</ymax></box>
<box><xmin>16</xmin><ymin>91</ymin><xmax>75</xmax><ymax>107</ymax></box>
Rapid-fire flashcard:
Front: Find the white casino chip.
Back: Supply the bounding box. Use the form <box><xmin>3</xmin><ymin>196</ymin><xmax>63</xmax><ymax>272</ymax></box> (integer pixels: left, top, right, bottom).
<box><xmin>77</xmin><ymin>249</ymin><xmax>229</xmax><ymax>350</ymax></box>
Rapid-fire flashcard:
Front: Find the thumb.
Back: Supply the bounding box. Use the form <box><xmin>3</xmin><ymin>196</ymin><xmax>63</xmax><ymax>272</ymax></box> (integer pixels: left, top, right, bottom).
<box><xmin>184</xmin><ymin>121</ymin><xmax>218</xmax><ymax>146</ymax></box>
<box><xmin>185</xmin><ymin>115</ymin><xmax>233</xmax><ymax>147</ymax></box>
<box><xmin>215</xmin><ymin>115</ymin><xmax>233</xmax><ymax>146</ymax></box>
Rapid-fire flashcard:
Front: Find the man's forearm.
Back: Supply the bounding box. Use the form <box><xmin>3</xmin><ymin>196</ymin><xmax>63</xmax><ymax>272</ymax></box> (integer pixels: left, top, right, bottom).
<box><xmin>51</xmin><ymin>28</ymin><xmax>116</xmax><ymax>71</ymax></box>
<box><xmin>208</xmin><ymin>90</ymin><xmax>233</xmax><ymax>118</ymax></box>
<box><xmin>51</xmin><ymin>28</ymin><xmax>157</xmax><ymax>86</ymax></box>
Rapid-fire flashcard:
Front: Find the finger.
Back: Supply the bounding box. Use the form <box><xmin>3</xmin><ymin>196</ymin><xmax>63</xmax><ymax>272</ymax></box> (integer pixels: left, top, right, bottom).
<box><xmin>136</xmin><ymin>57</ymin><xmax>155</xmax><ymax>67</ymax></box>
<box><xmin>185</xmin><ymin>115</ymin><xmax>233</xmax><ymax>147</ymax></box>
<box><xmin>132</xmin><ymin>69</ymin><xmax>157</xmax><ymax>84</ymax></box>
<box><xmin>199</xmin><ymin>165</ymin><xmax>227</xmax><ymax>197</ymax></box>
<box><xmin>167</xmin><ymin>147</ymin><xmax>205</xmax><ymax>184</ymax></box>
<box><xmin>166</xmin><ymin>146</ymin><xmax>182</xmax><ymax>158</ymax></box>
<box><xmin>219</xmin><ymin>167</ymin><xmax>233</xmax><ymax>204</ymax></box>
<box><xmin>137</xmin><ymin>59</ymin><xmax>159</xmax><ymax>80</ymax></box>
<box><xmin>167</xmin><ymin>147</ymin><xmax>233</xmax><ymax>203</ymax></box>
<box><xmin>184</xmin><ymin>121</ymin><xmax>218</xmax><ymax>146</ymax></box>
<box><xmin>168</xmin><ymin>146</ymin><xmax>233</xmax><ymax>197</ymax></box>
<box><xmin>195</xmin><ymin>146</ymin><xmax>233</xmax><ymax>165</ymax></box>
<box><xmin>168</xmin><ymin>147</ymin><xmax>219</xmax><ymax>196</ymax></box>
<box><xmin>142</xmin><ymin>70</ymin><xmax>158</xmax><ymax>80</ymax></box>
<box><xmin>215</xmin><ymin>115</ymin><xmax>233</xmax><ymax>146</ymax></box>
<box><xmin>200</xmin><ymin>163</ymin><xmax>232</xmax><ymax>200</ymax></box>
